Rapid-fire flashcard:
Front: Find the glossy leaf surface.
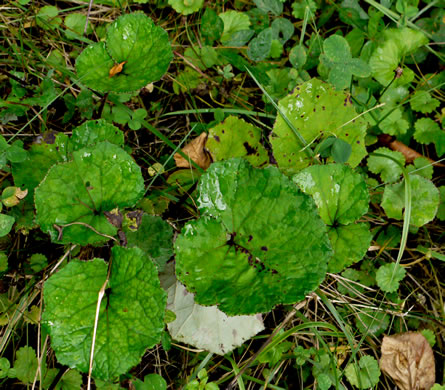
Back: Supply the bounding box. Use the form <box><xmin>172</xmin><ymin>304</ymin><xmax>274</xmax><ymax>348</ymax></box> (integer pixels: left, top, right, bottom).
<box><xmin>35</xmin><ymin>142</ymin><xmax>144</xmax><ymax>245</ymax></box>
<box><xmin>76</xmin><ymin>13</ymin><xmax>172</xmax><ymax>93</ymax></box>
<box><xmin>270</xmin><ymin>79</ymin><xmax>367</xmax><ymax>174</ymax></box>
<box><xmin>175</xmin><ymin>158</ymin><xmax>332</xmax><ymax>315</ymax></box>
<box><xmin>42</xmin><ymin>246</ymin><xmax>166</xmax><ymax>380</ymax></box>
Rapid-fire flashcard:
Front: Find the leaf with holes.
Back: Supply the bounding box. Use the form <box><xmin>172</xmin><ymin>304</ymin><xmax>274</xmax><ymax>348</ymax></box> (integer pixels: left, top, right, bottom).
<box><xmin>76</xmin><ymin>13</ymin><xmax>172</xmax><ymax>93</ymax></box>
<box><xmin>42</xmin><ymin>246</ymin><xmax>166</xmax><ymax>381</ymax></box>
<box><xmin>270</xmin><ymin>79</ymin><xmax>367</xmax><ymax>175</ymax></box>
<box><xmin>206</xmin><ymin>116</ymin><xmax>269</xmax><ymax>167</ymax></box>
<box><xmin>35</xmin><ymin>142</ymin><xmax>144</xmax><ymax>245</ymax></box>
<box><xmin>175</xmin><ymin>158</ymin><xmax>332</xmax><ymax>315</ymax></box>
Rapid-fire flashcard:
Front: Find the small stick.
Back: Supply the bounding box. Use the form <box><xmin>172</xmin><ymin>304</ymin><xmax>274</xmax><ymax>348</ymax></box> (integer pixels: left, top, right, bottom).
<box><xmin>84</xmin><ymin>0</ymin><xmax>94</xmax><ymax>35</ymax></box>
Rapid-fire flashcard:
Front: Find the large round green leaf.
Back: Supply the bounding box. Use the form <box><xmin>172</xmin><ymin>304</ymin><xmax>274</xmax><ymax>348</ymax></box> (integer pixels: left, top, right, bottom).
<box><xmin>175</xmin><ymin>158</ymin><xmax>332</xmax><ymax>315</ymax></box>
<box><xmin>293</xmin><ymin>164</ymin><xmax>371</xmax><ymax>272</ymax></box>
<box><xmin>270</xmin><ymin>78</ymin><xmax>368</xmax><ymax>175</ymax></box>
<box><xmin>293</xmin><ymin>164</ymin><xmax>369</xmax><ymax>225</ymax></box>
<box><xmin>70</xmin><ymin>119</ymin><xmax>124</xmax><ymax>152</ymax></box>
<box><xmin>76</xmin><ymin>13</ymin><xmax>172</xmax><ymax>93</ymax></box>
<box><xmin>42</xmin><ymin>246</ymin><xmax>166</xmax><ymax>381</ymax></box>
<box><xmin>328</xmin><ymin>223</ymin><xmax>372</xmax><ymax>273</ymax></box>
<box><xmin>35</xmin><ymin>142</ymin><xmax>144</xmax><ymax>245</ymax></box>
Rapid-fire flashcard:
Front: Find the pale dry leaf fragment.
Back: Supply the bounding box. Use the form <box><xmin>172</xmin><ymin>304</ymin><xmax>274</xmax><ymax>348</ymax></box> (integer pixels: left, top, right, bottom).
<box><xmin>174</xmin><ymin>132</ymin><xmax>211</xmax><ymax>169</ymax></box>
<box><xmin>380</xmin><ymin>332</ymin><xmax>435</xmax><ymax>390</ymax></box>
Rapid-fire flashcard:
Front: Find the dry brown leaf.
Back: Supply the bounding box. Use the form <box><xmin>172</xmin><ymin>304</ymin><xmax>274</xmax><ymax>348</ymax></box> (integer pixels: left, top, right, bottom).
<box><xmin>174</xmin><ymin>132</ymin><xmax>211</xmax><ymax>169</ymax></box>
<box><xmin>380</xmin><ymin>332</ymin><xmax>435</xmax><ymax>390</ymax></box>
<box><xmin>109</xmin><ymin>61</ymin><xmax>127</xmax><ymax>78</ymax></box>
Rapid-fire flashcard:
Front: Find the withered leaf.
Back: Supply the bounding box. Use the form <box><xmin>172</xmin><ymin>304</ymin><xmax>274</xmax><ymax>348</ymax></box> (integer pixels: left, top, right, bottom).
<box><xmin>104</xmin><ymin>208</ymin><xmax>123</xmax><ymax>228</ymax></box>
<box><xmin>380</xmin><ymin>332</ymin><xmax>435</xmax><ymax>390</ymax></box>
<box><xmin>109</xmin><ymin>61</ymin><xmax>127</xmax><ymax>78</ymax></box>
<box><xmin>174</xmin><ymin>132</ymin><xmax>211</xmax><ymax>170</ymax></box>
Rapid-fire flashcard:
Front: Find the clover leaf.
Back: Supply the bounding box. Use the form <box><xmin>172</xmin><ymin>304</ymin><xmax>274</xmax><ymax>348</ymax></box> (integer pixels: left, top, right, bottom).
<box><xmin>175</xmin><ymin>158</ymin><xmax>332</xmax><ymax>315</ymax></box>
<box><xmin>320</xmin><ymin>35</ymin><xmax>370</xmax><ymax>90</ymax></box>
<box><xmin>206</xmin><ymin>116</ymin><xmax>269</xmax><ymax>167</ymax></box>
<box><xmin>270</xmin><ymin>79</ymin><xmax>368</xmax><ymax>175</ymax></box>
<box><xmin>271</xmin><ymin>18</ymin><xmax>294</xmax><ymax>45</ymax></box>
<box><xmin>247</xmin><ymin>28</ymin><xmax>273</xmax><ymax>61</ymax></box>
<box><xmin>293</xmin><ymin>164</ymin><xmax>371</xmax><ymax>272</ymax></box>
<box><xmin>0</xmin><ymin>214</ymin><xmax>15</xmax><ymax>237</ymax></box>
<box><xmin>200</xmin><ymin>8</ymin><xmax>224</xmax><ymax>44</ymax></box>
<box><xmin>76</xmin><ymin>13</ymin><xmax>173</xmax><ymax>93</ymax></box>
<box><xmin>168</xmin><ymin>0</ymin><xmax>204</xmax><ymax>15</ymax></box>
<box><xmin>42</xmin><ymin>246</ymin><xmax>166</xmax><ymax>381</ymax></box>
<box><xmin>254</xmin><ymin>0</ymin><xmax>283</xmax><ymax>16</ymax></box>
<box><xmin>381</xmin><ymin>175</ymin><xmax>439</xmax><ymax>227</ymax></box>
<box><xmin>35</xmin><ymin>142</ymin><xmax>144</xmax><ymax>245</ymax></box>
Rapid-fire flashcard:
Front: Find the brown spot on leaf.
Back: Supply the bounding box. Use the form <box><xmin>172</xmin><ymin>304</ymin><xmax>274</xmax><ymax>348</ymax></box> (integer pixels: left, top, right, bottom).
<box><xmin>104</xmin><ymin>208</ymin><xmax>123</xmax><ymax>228</ymax></box>
<box><xmin>109</xmin><ymin>61</ymin><xmax>127</xmax><ymax>78</ymax></box>
<box><xmin>243</xmin><ymin>142</ymin><xmax>256</xmax><ymax>156</ymax></box>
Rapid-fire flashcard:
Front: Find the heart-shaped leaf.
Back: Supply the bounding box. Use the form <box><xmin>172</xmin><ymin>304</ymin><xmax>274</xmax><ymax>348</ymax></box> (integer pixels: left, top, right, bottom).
<box><xmin>293</xmin><ymin>164</ymin><xmax>371</xmax><ymax>272</ymax></box>
<box><xmin>42</xmin><ymin>246</ymin><xmax>166</xmax><ymax>380</ymax></box>
<box><xmin>35</xmin><ymin>142</ymin><xmax>144</xmax><ymax>245</ymax></box>
<box><xmin>76</xmin><ymin>13</ymin><xmax>172</xmax><ymax>93</ymax></box>
<box><xmin>175</xmin><ymin>158</ymin><xmax>332</xmax><ymax>315</ymax></box>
